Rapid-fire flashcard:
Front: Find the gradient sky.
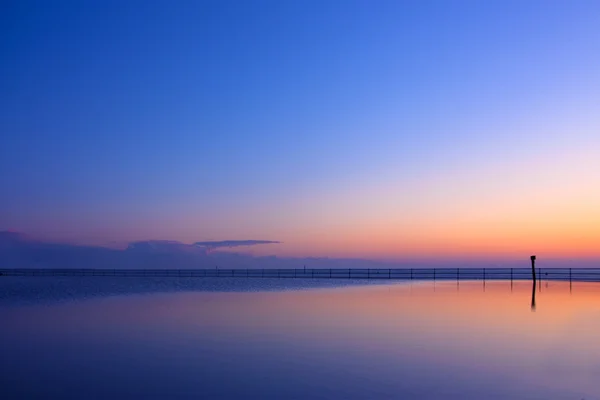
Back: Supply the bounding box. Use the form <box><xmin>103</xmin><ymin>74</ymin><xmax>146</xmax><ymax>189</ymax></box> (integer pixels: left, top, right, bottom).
<box><xmin>1</xmin><ymin>0</ymin><xmax>599</xmax><ymax>260</ymax></box>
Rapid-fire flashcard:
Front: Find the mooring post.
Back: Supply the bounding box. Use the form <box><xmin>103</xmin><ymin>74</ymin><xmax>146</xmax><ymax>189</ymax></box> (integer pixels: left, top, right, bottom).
<box><xmin>531</xmin><ymin>255</ymin><xmax>537</xmax><ymax>281</ymax></box>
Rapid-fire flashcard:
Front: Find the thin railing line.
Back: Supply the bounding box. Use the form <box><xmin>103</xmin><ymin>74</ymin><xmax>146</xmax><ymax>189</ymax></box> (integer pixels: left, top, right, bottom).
<box><xmin>1</xmin><ymin>267</ymin><xmax>600</xmax><ymax>283</ymax></box>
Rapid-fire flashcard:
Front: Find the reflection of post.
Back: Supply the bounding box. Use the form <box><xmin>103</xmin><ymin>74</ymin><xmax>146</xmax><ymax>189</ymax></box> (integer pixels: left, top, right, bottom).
<box><xmin>530</xmin><ymin>279</ymin><xmax>536</xmax><ymax>312</ymax></box>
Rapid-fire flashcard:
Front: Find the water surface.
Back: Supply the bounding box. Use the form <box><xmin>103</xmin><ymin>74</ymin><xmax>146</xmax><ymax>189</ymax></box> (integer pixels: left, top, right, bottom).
<box><xmin>1</xmin><ymin>278</ymin><xmax>599</xmax><ymax>399</ymax></box>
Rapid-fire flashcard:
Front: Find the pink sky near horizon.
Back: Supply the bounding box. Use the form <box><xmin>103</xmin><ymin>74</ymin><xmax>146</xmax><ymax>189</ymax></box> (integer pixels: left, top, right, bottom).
<box><xmin>11</xmin><ymin>136</ymin><xmax>600</xmax><ymax>262</ymax></box>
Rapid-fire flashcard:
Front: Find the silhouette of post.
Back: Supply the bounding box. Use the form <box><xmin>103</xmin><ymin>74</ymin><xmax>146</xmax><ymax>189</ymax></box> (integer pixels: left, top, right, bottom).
<box><xmin>569</xmin><ymin>268</ymin><xmax>572</xmax><ymax>292</ymax></box>
<box><xmin>530</xmin><ymin>255</ymin><xmax>537</xmax><ymax>281</ymax></box>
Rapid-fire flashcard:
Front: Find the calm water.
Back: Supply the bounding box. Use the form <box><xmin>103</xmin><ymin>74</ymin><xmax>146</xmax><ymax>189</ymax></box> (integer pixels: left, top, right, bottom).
<box><xmin>1</xmin><ymin>278</ymin><xmax>599</xmax><ymax>399</ymax></box>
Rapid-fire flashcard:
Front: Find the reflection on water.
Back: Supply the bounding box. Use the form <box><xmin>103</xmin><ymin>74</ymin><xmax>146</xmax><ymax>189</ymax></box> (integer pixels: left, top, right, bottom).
<box><xmin>0</xmin><ymin>279</ymin><xmax>599</xmax><ymax>399</ymax></box>
<box><xmin>531</xmin><ymin>280</ymin><xmax>537</xmax><ymax>312</ymax></box>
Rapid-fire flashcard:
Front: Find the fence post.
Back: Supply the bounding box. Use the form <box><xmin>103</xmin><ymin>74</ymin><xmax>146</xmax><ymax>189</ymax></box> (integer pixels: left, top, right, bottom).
<box><xmin>570</xmin><ymin>268</ymin><xmax>572</xmax><ymax>292</ymax></box>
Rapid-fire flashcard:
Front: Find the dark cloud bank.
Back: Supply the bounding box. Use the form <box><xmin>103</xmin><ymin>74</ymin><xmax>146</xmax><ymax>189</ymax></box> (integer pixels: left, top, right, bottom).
<box><xmin>0</xmin><ymin>231</ymin><xmax>597</xmax><ymax>269</ymax></box>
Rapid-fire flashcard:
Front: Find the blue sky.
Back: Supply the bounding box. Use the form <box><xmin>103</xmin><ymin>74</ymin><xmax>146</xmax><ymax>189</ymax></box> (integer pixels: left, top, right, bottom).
<box><xmin>1</xmin><ymin>1</ymin><xmax>599</xmax><ymax>259</ymax></box>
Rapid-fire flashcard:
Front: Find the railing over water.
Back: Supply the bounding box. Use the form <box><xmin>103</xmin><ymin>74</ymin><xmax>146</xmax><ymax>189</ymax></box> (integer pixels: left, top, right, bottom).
<box><xmin>1</xmin><ymin>268</ymin><xmax>600</xmax><ymax>282</ymax></box>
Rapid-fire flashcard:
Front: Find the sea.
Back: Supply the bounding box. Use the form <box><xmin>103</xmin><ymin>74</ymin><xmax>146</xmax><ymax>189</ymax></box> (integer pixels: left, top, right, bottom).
<box><xmin>1</xmin><ymin>276</ymin><xmax>599</xmax><ymax>399</ymax></box>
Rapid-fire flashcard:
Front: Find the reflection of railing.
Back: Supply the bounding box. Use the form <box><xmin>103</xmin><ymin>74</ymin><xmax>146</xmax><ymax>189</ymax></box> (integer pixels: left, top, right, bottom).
<box><xmin>1</xmin><ymin>268</ymin><xmax>600</xmax><ymax>282</ymax></box>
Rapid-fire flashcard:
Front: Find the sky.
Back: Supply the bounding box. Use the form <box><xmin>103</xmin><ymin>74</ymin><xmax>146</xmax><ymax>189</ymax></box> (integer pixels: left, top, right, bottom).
<box><xmin>1</xmin><ymin>0</ymin><xmax>599</xmax><ymax>262</ymax></box>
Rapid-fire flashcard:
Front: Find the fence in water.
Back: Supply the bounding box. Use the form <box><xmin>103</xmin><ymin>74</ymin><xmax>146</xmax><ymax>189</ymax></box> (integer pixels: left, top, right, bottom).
<box><xmin>1</xmin><ymin>267</ymin><xmax>600</xmax><ymax>282</ymax></box>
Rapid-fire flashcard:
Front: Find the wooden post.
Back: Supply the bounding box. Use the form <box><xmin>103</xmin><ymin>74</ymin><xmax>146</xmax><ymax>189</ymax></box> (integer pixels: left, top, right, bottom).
<box><xmin>531</xmin><ymin>255</ymin><xmax>537</xmax><ymax>281</ymax></box>
<box><xmin>456</xmin><ymin>268</ymin><xmax>459</xmax><ymax>289</ymax></box>
<box><xmin>569</xmin><ymin>268</ymin><xmax>572</xmax><ymax>292</ymax></box>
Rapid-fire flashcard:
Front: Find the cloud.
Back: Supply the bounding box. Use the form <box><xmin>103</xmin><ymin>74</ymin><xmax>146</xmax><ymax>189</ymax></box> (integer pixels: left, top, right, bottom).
<box><xmin>0</xmin><ymin>232</ymin><xmax>284</xmax><ymax>269</ymax></box>
<box><xmin>3</xmin><ymin>231</ymin><xmax>600</xmax><ymax>270</ymax></box>
<box><xmin>193</xmin><ymin>240</ymin><xmax>280</xmax><ymax>249</ymax></box>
